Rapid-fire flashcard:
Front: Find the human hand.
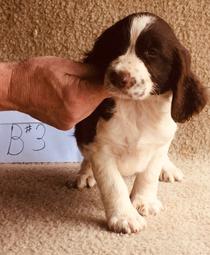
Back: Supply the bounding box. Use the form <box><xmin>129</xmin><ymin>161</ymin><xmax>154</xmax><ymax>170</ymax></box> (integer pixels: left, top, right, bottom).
<box><xmin>5</xmin><ymin>56</ymin><xmax>109</xmax><ymax>130</ymax></box>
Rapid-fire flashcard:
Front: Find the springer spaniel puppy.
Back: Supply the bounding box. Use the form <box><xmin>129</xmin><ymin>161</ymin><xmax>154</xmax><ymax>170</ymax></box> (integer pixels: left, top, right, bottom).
<box><xmin>73</xmin><ymin>12</ymin><xmax>207</xmax><ymax>233</ymax></box>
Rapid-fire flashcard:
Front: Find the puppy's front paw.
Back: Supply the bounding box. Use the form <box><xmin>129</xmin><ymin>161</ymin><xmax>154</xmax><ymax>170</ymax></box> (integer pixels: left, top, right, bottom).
<box><xmin>159</xmin><ymin>167</ymin><xmax>184</xmax><ymax>183</ymax></box>
<box><xmin>108</xmin><ymin>208</ymin><xmax>146</xmax><ymax>234</ymax></box>
<box><xmin>131</xmin><ymin>195</ymin><xmax>163</xmax><ymax>216</ymax></box>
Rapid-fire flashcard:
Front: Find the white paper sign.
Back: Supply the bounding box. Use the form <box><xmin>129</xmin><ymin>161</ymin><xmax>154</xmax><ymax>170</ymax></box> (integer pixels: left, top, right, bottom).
<box><xmin>0</xmin><ymin>111</ymin><xmax>83</xmax><ymax>163</ymax></box>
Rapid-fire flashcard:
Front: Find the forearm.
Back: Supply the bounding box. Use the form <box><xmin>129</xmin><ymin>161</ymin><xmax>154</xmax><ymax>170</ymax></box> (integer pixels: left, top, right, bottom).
<box><xmin>0</xmin><ymin>57</ymin><xmax>109</xmax><ymax>130</ymax></box>
<box><xmin>0</xmin><ymin>59</ymin><xmax>80</xmax><ymax>129</ymax></box>
<box><xmin>0</xmin><ymin>62</ymin><xmax>17</xmax><ymax>110</ymax></box>
<box><xmin>0</xmin><ymin>60</ymin><xmax>64</xmax><ymax>128</ymax></box>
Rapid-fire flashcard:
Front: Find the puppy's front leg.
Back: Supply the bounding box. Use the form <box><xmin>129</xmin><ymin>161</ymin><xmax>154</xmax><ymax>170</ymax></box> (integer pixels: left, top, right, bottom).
<box><xmin>130</xmin><ymin>148</ymin><xmax>166</xmax><ymax>216</ymax></box>
<box><xmin>91</xmin><ymin>150</ymin><xmax>146</xmax><ymax>234</ymax></box>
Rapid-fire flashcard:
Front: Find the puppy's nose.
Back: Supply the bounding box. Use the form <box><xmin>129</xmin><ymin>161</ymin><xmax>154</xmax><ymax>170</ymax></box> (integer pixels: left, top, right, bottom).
<box><xmin>109</xmin><ymin>70</ymin><xmax>135</xmax><ymax>88</ymax></box>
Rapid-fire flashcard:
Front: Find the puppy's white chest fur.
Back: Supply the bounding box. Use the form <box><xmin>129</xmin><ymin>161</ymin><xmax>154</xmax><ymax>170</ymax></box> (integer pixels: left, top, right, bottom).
<box><xmin>88</xmin><ymin>93</ymin><xmax>177</xmax><ymax>176</ymax></box>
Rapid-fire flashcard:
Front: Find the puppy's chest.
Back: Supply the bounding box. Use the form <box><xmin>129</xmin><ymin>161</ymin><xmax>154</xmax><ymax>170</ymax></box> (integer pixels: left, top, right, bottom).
<box><xmin>96</xmin><ymin>99</ymin><xmax>176</xmax><ymax>150</ymax></box>
<box><xmin>92</xmin><ymin>98</ymin><xmax>176</xmax><ymax>175</ymax></box>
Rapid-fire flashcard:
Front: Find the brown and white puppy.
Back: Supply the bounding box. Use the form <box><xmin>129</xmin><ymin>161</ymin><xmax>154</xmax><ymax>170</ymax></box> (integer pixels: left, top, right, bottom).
<box><xmin>73</xmin><ymin>13</ymin><xmax>207</xmax><ymax>233</ymax></box>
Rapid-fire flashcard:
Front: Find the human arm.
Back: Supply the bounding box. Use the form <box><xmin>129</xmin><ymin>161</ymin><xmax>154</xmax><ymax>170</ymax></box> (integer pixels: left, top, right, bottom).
<box><xmin>0</xmin><ymin>57</ymin><xmax>109</xmax><ymax>130</ymax></box>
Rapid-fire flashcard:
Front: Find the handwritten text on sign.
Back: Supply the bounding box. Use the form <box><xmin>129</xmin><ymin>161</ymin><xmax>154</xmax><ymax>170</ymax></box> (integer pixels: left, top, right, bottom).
<box><xmin>6</xmin><ymin>122</ymin><xmax>46</xmax><ymax>155</ymax></box>
<box><xmin>0</xmin><ymin>112</ymin><xmax>82</xmax><ymax>163</ymax></box>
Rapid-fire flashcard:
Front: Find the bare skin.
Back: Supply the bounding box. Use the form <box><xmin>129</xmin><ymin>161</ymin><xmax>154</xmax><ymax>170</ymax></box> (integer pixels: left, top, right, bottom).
<box><xmin>0</xmin><ymin>56</ymin><xmax>109</xmax><ymax>130</ymax></box>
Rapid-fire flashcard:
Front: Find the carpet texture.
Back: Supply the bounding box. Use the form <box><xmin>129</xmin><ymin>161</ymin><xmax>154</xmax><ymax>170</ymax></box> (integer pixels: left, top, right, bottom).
<box><xmin>0</xmin><ymin>0</ymin><xmax>209</xmax><ymax>254</ymax></box>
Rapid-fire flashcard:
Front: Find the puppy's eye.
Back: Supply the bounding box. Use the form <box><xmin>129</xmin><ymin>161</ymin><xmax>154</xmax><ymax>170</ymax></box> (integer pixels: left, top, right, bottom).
<box><xmin>144</xmin><ymin>49</ymin><xmax>158</xmax><ymax>58</ymax></box>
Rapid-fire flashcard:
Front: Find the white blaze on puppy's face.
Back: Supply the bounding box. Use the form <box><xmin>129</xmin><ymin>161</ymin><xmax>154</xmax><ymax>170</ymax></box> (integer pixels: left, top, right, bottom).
<box><xmin>130</xmin><ymin>15</ymin><xmax>155</xmax><ymax>49</ymax></box>
<box><xmin>106</xmin><ymin>15</ymin><xmax>156</xmax><ymax>100</ymax></box>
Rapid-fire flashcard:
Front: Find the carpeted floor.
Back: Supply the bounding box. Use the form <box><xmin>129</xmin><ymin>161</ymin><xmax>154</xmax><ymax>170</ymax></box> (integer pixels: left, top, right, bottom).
<box><xmin>0</xmin><ymin>0</ymin><xmax>210</xmax><ymax>254</ymax></box>
<box><xmin>0</xmin><ymin>159</ymin><xmax>210</xmax><ymax>255</ymax></box>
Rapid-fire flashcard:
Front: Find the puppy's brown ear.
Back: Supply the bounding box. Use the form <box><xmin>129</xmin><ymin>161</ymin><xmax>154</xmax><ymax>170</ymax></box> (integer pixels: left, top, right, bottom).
<box><xmin>171</xmin><ymin>46</ymin><xmax>208</xmax><ymax>123</ymax></box>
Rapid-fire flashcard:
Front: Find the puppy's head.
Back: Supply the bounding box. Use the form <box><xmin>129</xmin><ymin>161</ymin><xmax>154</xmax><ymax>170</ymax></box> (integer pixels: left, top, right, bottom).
<box><xmin>85</xmin><ymin>12</ymin><xmax>207</xmax><ymax>122</ymax></box>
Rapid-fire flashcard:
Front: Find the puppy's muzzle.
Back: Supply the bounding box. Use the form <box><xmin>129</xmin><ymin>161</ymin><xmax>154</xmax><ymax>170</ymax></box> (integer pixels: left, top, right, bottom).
<box><xmin>108</xmin><ymin>70</ymin><xmax>136</xmax><ymax>89</ymax></box>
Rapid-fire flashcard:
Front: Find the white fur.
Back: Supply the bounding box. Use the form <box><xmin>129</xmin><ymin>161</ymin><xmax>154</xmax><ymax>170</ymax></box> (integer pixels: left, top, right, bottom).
<box><xmin>109</xmin><ymin>54</ymin><xmax>153</xmax><ymax>99</ymax></box>
<box><xmin>160</xmin><ymin>156</ymin><xmax>184</xmax><ymax>182</ymax></box>
<box><xmin>130</xmin><ymin>15</ymin><xmax>155</xmax><ymax>48</ymax></box>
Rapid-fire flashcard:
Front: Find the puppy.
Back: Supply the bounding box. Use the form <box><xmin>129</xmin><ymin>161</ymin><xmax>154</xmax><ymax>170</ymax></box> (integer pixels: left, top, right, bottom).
<box><xmin>73</xmin><ymin>12</ymin><xmax>207</xmax><ymax>233</ymax></box>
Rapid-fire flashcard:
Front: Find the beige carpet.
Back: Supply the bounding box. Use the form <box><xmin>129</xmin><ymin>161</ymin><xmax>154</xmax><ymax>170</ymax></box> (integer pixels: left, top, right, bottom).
<box><xmin>0</xmin><ymin>159</ymin><xmax>210</xmax><ymax>255</ymax></box>
<box><xmin>0</xmin><ymin>0</ymin><xmax>210</xmax><ymax>254</ymax></box>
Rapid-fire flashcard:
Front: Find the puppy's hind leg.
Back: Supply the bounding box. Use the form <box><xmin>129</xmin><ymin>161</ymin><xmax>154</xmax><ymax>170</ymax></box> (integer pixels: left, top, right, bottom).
<box><xmin>159</xmin><ymin>156</ymin><xmax>184</xmax><ymax>183</ymax></box>
<box><xmin>66</xmin><ymin>159</ymin><xmax>96</xmax><ymax>189</ymax></box>
<box><xmin>76</xmin><ymin>159</ymin><xmax>96</xmax><ymax>189</ymax></box>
